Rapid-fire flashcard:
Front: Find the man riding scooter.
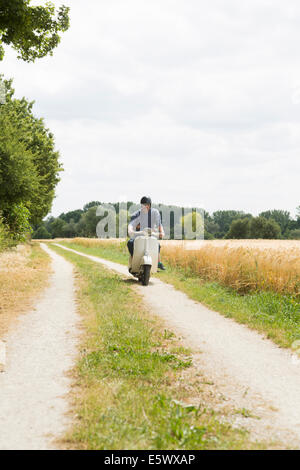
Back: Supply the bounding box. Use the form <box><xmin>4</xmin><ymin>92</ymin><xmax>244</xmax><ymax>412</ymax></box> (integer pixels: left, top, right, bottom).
<box><xmin>127</xmin><ymin>196</ymin><xmax>166</xmax><ymax>270</ymax></box>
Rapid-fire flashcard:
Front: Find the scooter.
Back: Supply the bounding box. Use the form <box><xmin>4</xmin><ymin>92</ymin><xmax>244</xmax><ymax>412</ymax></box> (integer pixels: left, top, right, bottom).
<box><xmin>128</xmin><ymin>228</ymin><xmax>159</xmax><ymax>286</ymax></box>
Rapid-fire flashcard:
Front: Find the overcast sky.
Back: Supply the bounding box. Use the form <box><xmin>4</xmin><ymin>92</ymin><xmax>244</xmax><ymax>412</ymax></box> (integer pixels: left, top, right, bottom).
<box><xmin>2</xmin><ymin>0</ymin><xmax>300</xmax><ymax>217</ymax></box>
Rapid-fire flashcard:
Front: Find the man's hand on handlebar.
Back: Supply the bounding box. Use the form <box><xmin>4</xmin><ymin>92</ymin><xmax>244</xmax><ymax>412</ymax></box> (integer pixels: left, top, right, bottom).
<box><xmin>128</xmin><ymin>224</ymin><xmax>164</xmax><ymax>238</ymax></box>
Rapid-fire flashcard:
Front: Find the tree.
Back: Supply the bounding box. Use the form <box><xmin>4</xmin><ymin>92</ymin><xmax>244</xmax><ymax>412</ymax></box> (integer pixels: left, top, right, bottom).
<box><xmin>205</xmin><ymin>220</ymin><xmax>220</xmax><ymax>237</ymax></box>
<box><xmin>43</xmin><ymin>215</ymin><xmax>56</xmax><ymax>236</ymax></box>
<box><xmin>77</xmin><ymin>206</ymin><xmax>101</xmax><ymax>237</ymax></box>
<box><xmin>60</xmin><ymin>209</ymin><xmax>83</xmax><ymax>224</ymax></box>
<box><xmin>261</xmin><ymin>219</ymin><xmax>281</xmax><ymax>239</ymax></box>
<box><xmin>5</xmin><ymin>202</ymin><xmax>32</xmax><ymax>241</ymax></box>
<box><xmin>259</xmin><ymin>210</ymin><xmax>291</xmax><ymax>236</ymax></box>
<box><xmin>250</xmin><ymin>216</ymin><xmax>281</xmax><ymax>239</ymax></box>
<box><xmin>0</xmin><ymin>0</ymin><xmax>70</xmax><ymax>62</ymax></box>
<box><xmin>204</xmin><ymin>230</ymin><xmax>214</xmax><ymax>240</ymax></box>
<box><xmin>83</xmin><ymin>201</ymin><xmax>102</xmax><ymax>212</ymax></box>
<box><xmin>289</xmin><ymin>229</ymin><xmax>300</xmax><ymax>240</ymax></box>
<box><xmin>226</xmin><ymin>218</ymin><xmax>251</xmax><ymax>239</ymax></box>
<box><xmin>61</xmin><ymin>219</ymin><xmax>77</xmax><ymax>238</ymax></box>
<box><xmin>50</xmin><ymin>217</ymin><xmax>67</xmax><ymax>238</ymax></box>
<box><xmin>0</xmin><ymin>77</ymin><xmax>62</xmax><ymax>229</ymax></box>
<box><xmin>212</xmin><ymin>210</ymin><xmax>252</xmax><ymax>238</ymax></box>
<box><xmin>32</xmin><ymin>224</ymin><xmax>51</xmax><ymax>239</ymax></box>
<box><xmin>0</xmin><ymin>109</ymin><xmax>39</xmax><ymax>214</ymax></box>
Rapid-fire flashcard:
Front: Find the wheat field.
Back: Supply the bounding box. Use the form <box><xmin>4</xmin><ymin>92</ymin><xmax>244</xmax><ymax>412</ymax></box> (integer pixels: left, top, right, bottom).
<box><xmin>63</xmin><ymin>238</ymin><xmax>300</xmax><ymax>296</ymax></box>
<box><xmin>161</xmin><ymin>240</ymin><xmax>300</xmax><ymax>296</ymax></box>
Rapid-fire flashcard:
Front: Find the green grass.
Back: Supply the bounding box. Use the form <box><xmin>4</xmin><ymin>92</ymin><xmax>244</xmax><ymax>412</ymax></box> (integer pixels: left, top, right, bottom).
<box><xmin>28</xmin><ymin>241</ymin><xmax>50</xmax><ymax>266</ymax></box>
<box><xmin>59</xmin><ymin>240</ymin><xmax>129</xmax><ymax>264</ymax></box>
<box><xmin>233</xmin><ymin>408</ymin><xmax>260</xmax><ymax>420</ymax></box>
<box><xmin>57</xmin><ymin>240</ymin><xmax>300</xmax><ymax>350</ymax></box>
<box><xmin>49</xmin><ymin>243</ymin><xmax>257</xmax><ymax>450</ymax></box>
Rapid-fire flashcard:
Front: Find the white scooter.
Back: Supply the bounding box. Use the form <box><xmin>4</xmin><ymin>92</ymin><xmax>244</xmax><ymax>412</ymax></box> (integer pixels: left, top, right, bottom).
<box><xmin>128</xmin><ymin>228</ymin><xmax>159</xmax><ymax>286</ymax></box>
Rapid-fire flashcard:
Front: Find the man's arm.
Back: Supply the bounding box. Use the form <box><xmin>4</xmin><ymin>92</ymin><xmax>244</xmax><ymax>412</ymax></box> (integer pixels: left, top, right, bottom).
<box><xmin>128</xmin><ymin>210</ymin><xmax>140</xmax><ymax>237</ymax></box>
<box><xmin>158</xmin><ymin>224</ymin><xmax>165</xmax><ymax>239</ymax></box>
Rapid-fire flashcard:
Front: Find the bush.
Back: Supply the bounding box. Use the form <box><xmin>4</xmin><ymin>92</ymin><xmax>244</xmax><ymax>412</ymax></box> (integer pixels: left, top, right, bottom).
<box><xmin>0</xmin><ymin>217</ymin><xmax>14</xmax><ymax>252</ymax></box>
<box><xmin>250</xmin><ymin>216</ymin><xmax>281</xmax><ymax>239</ymax></box>
<box><xmin>4</xmin><ymin>203</ymin><xmax>32</xmax><ymax>242</ymax></box>
<box><xmin>32</xmin><ymin>225</ymin><xmax>51</xmax><ymax>239</ymax></box>
<box><xmin>204</xmin><ymin>230</ymin><xmax>214</xmax><ymax>240</ymax></box>
<box><xmin>289</xmin><ymin>229</ymin><xmax>300</xmax><ymax>240</ymax></box>
<box><xmin>226</xmin><ymin>218</ymin><xmax>250</xmax><ymax>239</ymax></box>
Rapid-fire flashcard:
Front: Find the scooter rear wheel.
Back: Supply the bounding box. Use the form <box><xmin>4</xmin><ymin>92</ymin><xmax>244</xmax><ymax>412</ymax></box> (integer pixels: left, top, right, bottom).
<box><xmin>142</xmin><ymin>265</ymin><xmax>151</xmax><ymax>286</ymax></box>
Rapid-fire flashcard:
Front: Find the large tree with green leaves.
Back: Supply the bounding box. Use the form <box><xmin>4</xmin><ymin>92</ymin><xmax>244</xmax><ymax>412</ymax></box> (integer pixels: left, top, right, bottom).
<box><xmin>212</xmin><ymin>210</ymin><xmax>252</xmax><ymax>238</ymax></box>
<box><xmin>249</xmin><ymin>216</ymin><xmax>281</xmax><ymax>239</ymax></box>
<box><xmin>0</xmin><ymin>77</ymin><xmax>62</xmax><ymax>231</ymax></box>
<box><xmin>259</xmin><ymin>210</ymin><xmax>291</xmax><ymax>236</ymax></box>
<box><xmin>226</xmin><ymin>218</ymin><xmax>251</xmax><ymax>239</ymax></box>
<box><xmin>0</xmin><ymin>0</ymin><xmax>70</xmax><ymax>61</ymax></box>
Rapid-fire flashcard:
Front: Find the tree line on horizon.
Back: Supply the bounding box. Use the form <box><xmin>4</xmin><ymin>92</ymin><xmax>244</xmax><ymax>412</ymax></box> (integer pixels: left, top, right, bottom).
<box><xmin>32</xmin><ymin>202</ymin><xmax>300</xmax><ymax>240</ymax></box>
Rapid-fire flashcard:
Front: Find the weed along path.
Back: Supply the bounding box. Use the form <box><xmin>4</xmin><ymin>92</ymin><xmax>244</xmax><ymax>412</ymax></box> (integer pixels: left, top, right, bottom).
<box><xmin>0</xmin><ymin>244</ymin><xmax>80</xmax><ymax>450</ymax></box>
<box><xmin>53</xmin><ymin>243</ymin><xmax>300</xmax><ymax>448</ymax></box>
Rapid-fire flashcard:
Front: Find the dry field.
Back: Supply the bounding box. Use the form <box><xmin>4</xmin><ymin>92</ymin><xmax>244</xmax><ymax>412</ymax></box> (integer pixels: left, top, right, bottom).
<box><xmin>161</xmin><ymin>240</ymin><xmax>300</xmax><ymax>296</ymax></box>
<box><xmin>0</xmin><ymin>243</ymin><xmax>51</xmax><ymax>338</ymax></box>
<box><xmin>56</xmin><ymin>238</ymin><xmax>300</xmax><ymax>297</ymax></box>
<box><xmin>162</xmin><ymin>239</ymin><xmax>300</xmax><ymax>250</ymax></box>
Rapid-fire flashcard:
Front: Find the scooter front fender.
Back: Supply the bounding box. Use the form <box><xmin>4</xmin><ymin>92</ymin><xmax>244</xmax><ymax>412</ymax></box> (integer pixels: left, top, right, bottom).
<box><xmin>142</xmin><ymin>255</ymin><xmax>152</xmax><ymax>266</ymax></box>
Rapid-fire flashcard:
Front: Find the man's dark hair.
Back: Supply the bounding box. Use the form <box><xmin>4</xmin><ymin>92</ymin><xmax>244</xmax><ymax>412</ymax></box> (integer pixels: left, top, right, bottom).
<box><xmin>140</xmin><ymin>196</ymin><xmax>152</xmax><ymax>206</ymax></box>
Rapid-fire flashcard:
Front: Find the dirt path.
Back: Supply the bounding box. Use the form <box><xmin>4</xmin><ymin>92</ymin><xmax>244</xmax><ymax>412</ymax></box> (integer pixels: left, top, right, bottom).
<box><xmin>54</xmin><ymin>243</ymin><xmax>300</xmax><ymax>449</ymax></box>
<box><xmin>0</xmin><ymin>244</ymin><xmax>80</xmax><ymax>450</ymax></box>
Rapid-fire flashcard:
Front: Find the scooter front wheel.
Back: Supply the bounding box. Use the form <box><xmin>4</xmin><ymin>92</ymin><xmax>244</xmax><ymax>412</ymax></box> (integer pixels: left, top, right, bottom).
<box><xmin>142</xmin><ymin>265</ymin><xmax>151</xmax><ymax>286</ymax></box>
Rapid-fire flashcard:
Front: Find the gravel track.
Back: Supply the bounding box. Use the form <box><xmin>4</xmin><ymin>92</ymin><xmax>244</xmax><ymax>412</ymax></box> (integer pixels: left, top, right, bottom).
<box><xmin>0</xmin><ymin>244</ymin><xmax>80</xmax><ymax>450</ymax></box>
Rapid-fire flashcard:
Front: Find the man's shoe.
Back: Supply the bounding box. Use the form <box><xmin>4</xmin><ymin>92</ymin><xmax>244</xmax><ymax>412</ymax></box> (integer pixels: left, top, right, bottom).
<box><xmin>158</xmin><ymin>262</ymin><xmax>166</xmax><ymax>270</ymax></box>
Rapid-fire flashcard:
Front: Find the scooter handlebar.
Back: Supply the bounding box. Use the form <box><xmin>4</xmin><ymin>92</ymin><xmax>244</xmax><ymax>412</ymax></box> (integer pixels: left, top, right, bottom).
<box><xmin>132</xmin><ymin>229</ymin><xmax>160</xmax><ymax>238</ymax></box>
<box><xmin>149</xmin><ymin>231</ymin><xmax>160</xmax><ymax>238</ymax></box>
